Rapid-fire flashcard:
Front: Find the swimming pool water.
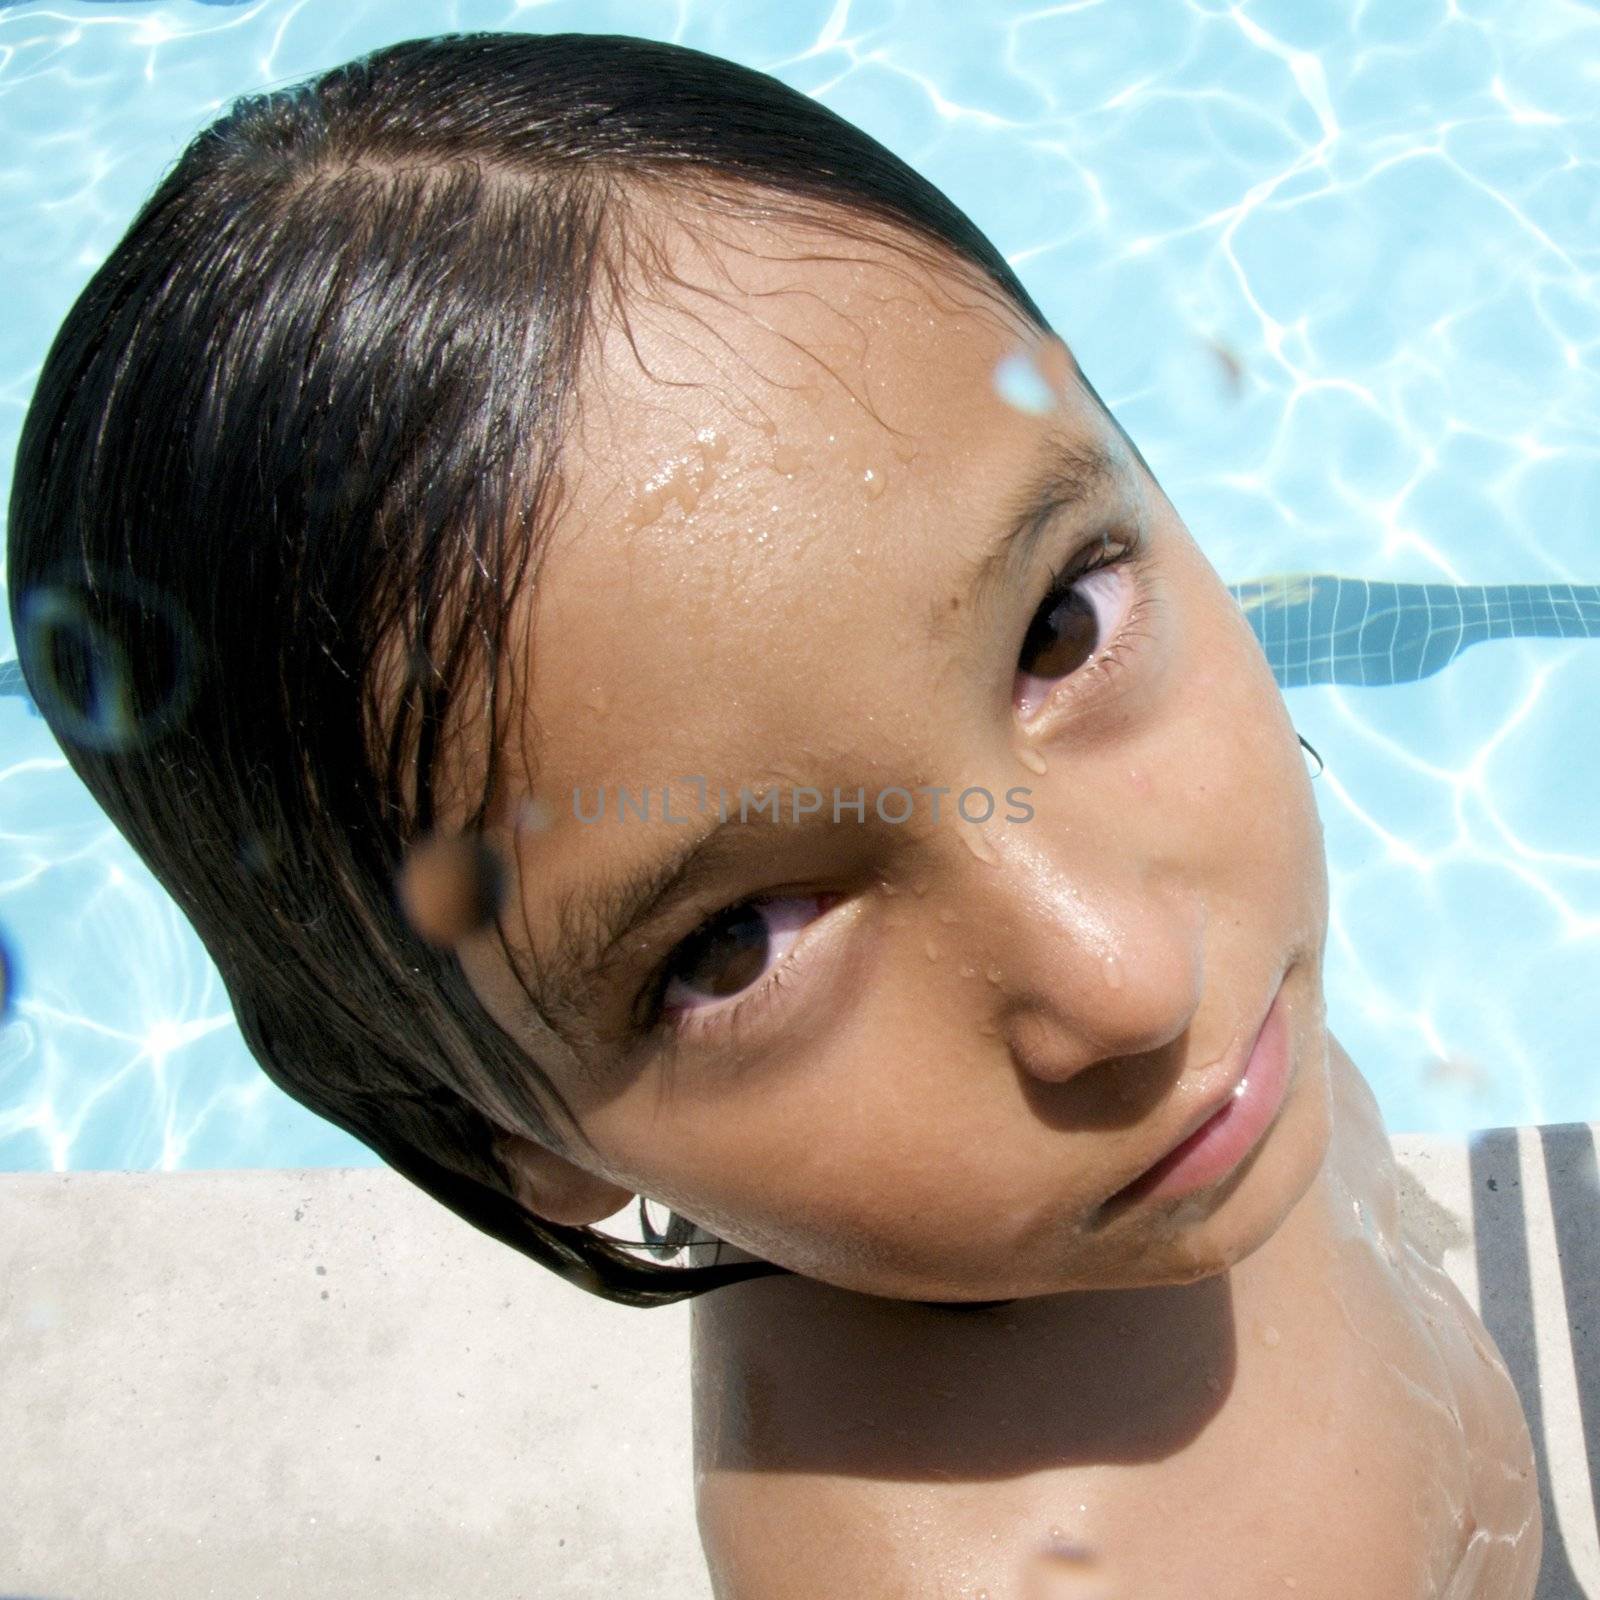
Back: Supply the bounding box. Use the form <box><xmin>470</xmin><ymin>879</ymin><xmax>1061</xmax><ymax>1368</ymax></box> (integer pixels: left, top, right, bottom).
<box><xmin>1</xmin><ymin>0</ymin><xmax>1596</xmax><ymax>1171</ymax></box>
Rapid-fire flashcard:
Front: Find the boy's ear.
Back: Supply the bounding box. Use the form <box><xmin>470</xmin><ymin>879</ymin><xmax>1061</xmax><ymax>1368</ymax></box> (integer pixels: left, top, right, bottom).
<box><xmin>492</xmin><ymin>1129</ymin><xmax>635</xmax><ymax>1228</ymax></box>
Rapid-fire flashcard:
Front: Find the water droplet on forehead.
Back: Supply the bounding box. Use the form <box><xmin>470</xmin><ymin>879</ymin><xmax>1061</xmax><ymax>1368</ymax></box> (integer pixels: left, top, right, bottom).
<box><xmin>1102</xmin><ymin>954</ymin><xmax>1124</xmax><ymax>990</ymax></box>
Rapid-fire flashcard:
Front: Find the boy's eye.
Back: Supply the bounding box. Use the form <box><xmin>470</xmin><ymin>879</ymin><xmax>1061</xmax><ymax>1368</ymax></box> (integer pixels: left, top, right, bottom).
<box><xmin>1013</xmin><ymin>544</ymin><xmax>1137</xmax><ymax>715</ymax></box>
<box><xmin>659</xmin><ymin>895</ymin><xmax>822</xmax><ymax>1015</ymax></box>
<box><xmin>1018</xmin><ymin>582</ymin><xmax>1099</xmax><ymax>681</ymax></box>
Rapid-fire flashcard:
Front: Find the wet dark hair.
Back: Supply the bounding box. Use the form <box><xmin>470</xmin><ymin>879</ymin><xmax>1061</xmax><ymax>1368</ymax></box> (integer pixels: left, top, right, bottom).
<box><xmin>6</xmin><ymin>30</ymin><xmax>1054</xmax><ymax>1306</ymax></box>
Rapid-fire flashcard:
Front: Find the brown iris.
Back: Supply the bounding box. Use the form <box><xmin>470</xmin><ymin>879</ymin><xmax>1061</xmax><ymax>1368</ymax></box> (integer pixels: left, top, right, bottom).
<box><xmin>671</xmin><ymin>904</ymin><xmax>770</xmax><ymax>999</ymax></box>
<box><xmin>1019</xmin><ymin>585</ymin><xmax>1099</xmax><ymax>680</ymax></box>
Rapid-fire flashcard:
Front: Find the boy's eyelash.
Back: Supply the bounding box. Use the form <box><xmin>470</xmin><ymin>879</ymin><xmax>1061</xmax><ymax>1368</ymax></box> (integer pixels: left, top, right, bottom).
<box><xmin>634</xmin><ymin>899</ymin><xmax>807</xmax><ymax>1046</ymax></box>
<box><xmin>1041</xmin><ymin>524</ymin><xmax>1144</xmax><ymax>601</ymax></box>
<box><xmin>634</xmin><ymin>525</ymin><xmax>1155</xmax><ymax>1045</ymax></box>
<box><xmin>1023</xmin><ymin>524</ymin><xmax>1153</xmax><ymax>711</ymax></box>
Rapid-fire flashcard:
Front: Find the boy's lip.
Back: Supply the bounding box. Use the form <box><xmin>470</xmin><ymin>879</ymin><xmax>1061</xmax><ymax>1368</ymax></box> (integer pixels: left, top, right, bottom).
<box><xmin>1091</xmin><ymin>966</ymin><xmax>1291</xmax><ymax>1224</ymax></box>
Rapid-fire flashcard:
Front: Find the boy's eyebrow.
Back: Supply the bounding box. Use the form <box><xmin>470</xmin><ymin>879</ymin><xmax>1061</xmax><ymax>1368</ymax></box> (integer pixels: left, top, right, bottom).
<box><xmin>521</xmin><ymin>433</ymin><xmax>1128</xmax><ymax>1033</ymax></box>
<box><xmin>945</xmin><ymin>434</ymin><xmax>1127</xmax><ymax>628</ymax></box>
<box><xmin>522</xmin><ymin>801</ymin><xmax>792</xmax><ymax>1034</ymax></box>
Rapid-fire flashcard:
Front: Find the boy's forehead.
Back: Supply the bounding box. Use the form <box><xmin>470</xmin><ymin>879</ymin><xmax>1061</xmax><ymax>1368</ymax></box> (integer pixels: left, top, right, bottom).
<box><xmin>496</xmin><ymin>218</ymin><xmax>1095</xmax><ymax>810</ymax></box>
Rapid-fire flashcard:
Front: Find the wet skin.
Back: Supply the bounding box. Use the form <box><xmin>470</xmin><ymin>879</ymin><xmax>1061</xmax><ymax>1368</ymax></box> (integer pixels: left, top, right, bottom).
<box><xmin>446</xmin><ymin>206</ymin><xmax>1540</xmax><ymax>1594</ymax></box>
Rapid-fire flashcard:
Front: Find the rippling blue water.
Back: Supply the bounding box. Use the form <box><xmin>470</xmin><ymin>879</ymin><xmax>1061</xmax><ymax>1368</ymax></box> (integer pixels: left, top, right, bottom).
<box><xmin>1</xmin><ymin>0</ymin><xmax>1596</xmax><ymax>1170</ymax></box>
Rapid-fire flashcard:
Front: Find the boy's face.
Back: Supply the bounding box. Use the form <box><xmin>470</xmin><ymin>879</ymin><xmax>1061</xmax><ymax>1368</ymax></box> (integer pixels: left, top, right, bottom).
<box><xmin>454</xmin><ymin>211</ymin><xmax>1334</xmax><ymax>1302</ymax></box>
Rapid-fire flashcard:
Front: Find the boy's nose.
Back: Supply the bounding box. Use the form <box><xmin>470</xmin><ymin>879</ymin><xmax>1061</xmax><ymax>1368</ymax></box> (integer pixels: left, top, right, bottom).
<box><xmin>962</xmin><ymin>839</ymin><xmax>1206</xmax><ymax>1087</ymax></box>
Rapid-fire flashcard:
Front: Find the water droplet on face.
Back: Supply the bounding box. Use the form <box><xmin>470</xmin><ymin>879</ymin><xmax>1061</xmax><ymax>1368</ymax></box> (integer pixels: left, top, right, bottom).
<box><xmin>696</xmin><ymin>425</ymin><xmax>730</xmax><ymax>462</ymax></box>
<box><xmin>586</xmin><ymin>688</ymin><xmax>609</xmax><ymax>716</ymax></box>
<box><xmin>1204</xmin><ymin>1374</ymin><xmax>1223</xmax><ymax>1395</ymax></box>
<box><xmin>924</xmin><ymin>939</ymin><xmax>941</xmax><ymax>961</ymax></box>
<box><xmin>772</xmin><ymin>441</ymin><xmax>804</xmax><ymax>476</ymax></box>
<box><xmin>1101</xmin><ymin>953</ymin><xmax>1124</xmax><ymax>990</ymax></box>
<box><xmin>961</xmin><ymin>827</ymin><xmax>999</xmax><ymax>865</ymax></box>
<box><xmin>1259</xmin><ymin>1323</ymin><xmax>1282</xmax><ymax>1349</ymax></box>
<box><xmin>861</xmin><ymin>466</ymin><xmax>886</xmax><ymax>500</ymax></box>
<box><xmin>1016</xmin><ymin>746</ymin><xmax>1048</xmax><ymax>775</ymax></box>
<box><xmin>882</xmin><ymin>880</ymin><xmax>899</xmax><ymax>896</ymax></box>
<box><xmin>985</xmin><ymin>966</ymin><xmax>1003</xmax><ymax>985</ymax></box>
<box><xmin>1128</xmin><ymin>768</ymin><xmax>1150</xmax><ymax>796</ymax></box>
<box><xmin>959</xmin><ymin>964</ymin><xmax>976</xmax><ymax>979</ymax></box>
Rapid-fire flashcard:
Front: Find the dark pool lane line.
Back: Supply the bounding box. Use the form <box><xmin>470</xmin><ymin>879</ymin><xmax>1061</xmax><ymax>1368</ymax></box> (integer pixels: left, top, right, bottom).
<box><xmin>1232</xmin><ymin>578</ymin><xmax>1600</xmax><ymax>688</ymax></box>
<box><xmin>1470</xmin><ymin>1123</ymin><xmax>1598</xmax><ymax>1600</ymax></box>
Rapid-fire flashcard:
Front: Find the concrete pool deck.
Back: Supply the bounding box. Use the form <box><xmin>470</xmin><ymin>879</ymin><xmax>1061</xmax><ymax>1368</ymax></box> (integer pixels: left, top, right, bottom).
<box><xmin>2</xmin><ymin>1123</ymin><xmax>1597</xmax><ymax>1599</ymax></box>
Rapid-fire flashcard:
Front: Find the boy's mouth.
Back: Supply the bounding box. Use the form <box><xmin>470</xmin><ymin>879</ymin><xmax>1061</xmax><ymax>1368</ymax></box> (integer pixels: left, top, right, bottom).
<box><xmin>1092</xmin><ymin>968</ymin><xmax>1293</xmax><ymax>1225</ymax></box>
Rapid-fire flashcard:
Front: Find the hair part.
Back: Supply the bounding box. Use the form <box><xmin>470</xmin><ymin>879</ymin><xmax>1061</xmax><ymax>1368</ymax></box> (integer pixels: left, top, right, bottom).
<box><xmin>7</xmin><ymin>30</ymin><xmax>1050</xmax><ymax>1305</ymax></box>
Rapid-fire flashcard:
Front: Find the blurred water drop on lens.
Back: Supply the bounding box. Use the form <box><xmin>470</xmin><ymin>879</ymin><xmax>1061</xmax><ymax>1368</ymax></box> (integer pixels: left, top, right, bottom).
<box><xmin>1153</xmin><ymin>331</ymin><xmax>1249</xmax><ymax>446</ymax></box>
<box><xmin>994</xmin><ymin>349</ymin><xmax>1059</xmax><ymax>416</ymax></box>
<box><xmin>1422</xmin><ymin>1051</ymin><xmax>1492</xmax><ymax>1098</ymax></box>
<box><xmin>518</xmin><ymin>795</ymin><xmax>555</xmax><ymax>835</ymax></box>
<box><xmin>18</xmin><ymin>571</ymin><xmax>199</xmax><ymax>753</ymax></box>
<box><xmin>1023</xmin><ymin>1533</ymin><xmax>1115</xmax><ymax>1599</ymax></box>
<box><xmin>1204</xmin><ymin>336</ymin><xmax>1245</xmax><ymax>402</ymax></box>
<box><xmin>397</xmin><ymin>830</ymin><xmax>507</xmax><ymax>946</ymax></box>
<box><xmin>236</xmin><ymin>832</ymin><xmax>275</xmax><ymax>876</ymax></box>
